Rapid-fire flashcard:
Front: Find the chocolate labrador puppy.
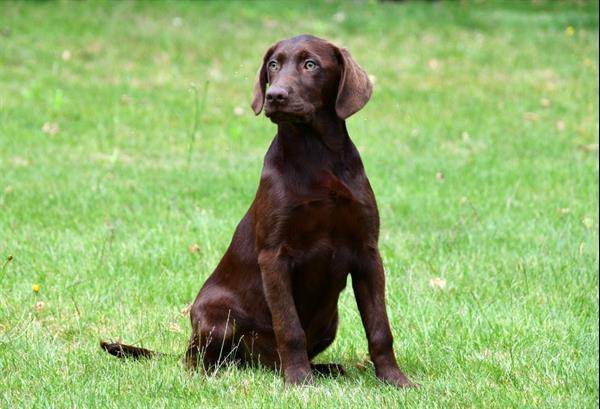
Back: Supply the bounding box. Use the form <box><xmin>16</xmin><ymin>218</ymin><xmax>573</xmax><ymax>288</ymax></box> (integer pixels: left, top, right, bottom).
<box><xmin>102</xmin><ymin>35</ymin><xmax>415</xmax><ymax>388</ymax></box>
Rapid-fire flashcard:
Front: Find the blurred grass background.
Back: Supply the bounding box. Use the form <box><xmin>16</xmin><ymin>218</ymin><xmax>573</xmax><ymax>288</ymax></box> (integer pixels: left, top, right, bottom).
<box><xmin>0</xmin><ymin>1</ymin><xmax>598</xmax><ymax>407</ymax></box>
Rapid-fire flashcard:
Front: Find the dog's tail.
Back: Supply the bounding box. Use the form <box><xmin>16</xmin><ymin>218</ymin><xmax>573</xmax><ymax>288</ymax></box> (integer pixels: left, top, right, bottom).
<box><xmin>100</xmin><ymin>340</ymin><xmax>159</xmax><ymax>359</ymax></box>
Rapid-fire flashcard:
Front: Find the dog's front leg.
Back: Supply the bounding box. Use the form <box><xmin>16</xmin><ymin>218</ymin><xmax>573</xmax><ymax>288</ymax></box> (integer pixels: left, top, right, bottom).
<box><xmin>258</xmin><ymin>249</ymin><xmax>312</xmax><ymax>385</ymax></box>
<box><xmin>352</xmin><ymin>248</ymin><xmax>417</xmax><ymax>388</ymax></box>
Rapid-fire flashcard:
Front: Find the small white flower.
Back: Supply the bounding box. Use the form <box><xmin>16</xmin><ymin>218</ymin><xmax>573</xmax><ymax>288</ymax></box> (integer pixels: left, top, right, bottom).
<box><xmin>42</xmin><ymin>122</ymin><xmax>60</xmax><ymax>135</ymax></box>
<box><xmin>428</xmin><ymin>58</ymin><xmax>440</xmax><ymax>70</ymax></box>
<box><xmin>35</xmin><ymin>301</ymin><xmax>45</xmax><ymax>311</ymax></box>
<box><xmin>168</xmin><ymin>323</ymin><xmax>183</xmax><ymax>333</ymax></box>
<box><xmin>582</xmin><ymin>217</ymin><xmax>595</xmax><ymax>229</ymax></box>
<box><xmin>333</xmin><ymin>12</ymin><xmax>345</xmax><ymax>23</ymax></box>
<box><xmin>172</xmin><ymin>17</ymin><xmax>183</xmax><ymax>27</ymax></box>
<box><xmin>429</xmin><ymin>277</ymin><xmax>447</xmax><ymax>289</ymax></box>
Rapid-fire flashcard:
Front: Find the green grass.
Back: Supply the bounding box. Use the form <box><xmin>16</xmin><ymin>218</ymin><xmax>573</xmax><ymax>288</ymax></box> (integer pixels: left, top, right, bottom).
<box><xmin>0</xmin><ymin>0</ymin><xmax>598</xmax><ymax>407</ymax></box>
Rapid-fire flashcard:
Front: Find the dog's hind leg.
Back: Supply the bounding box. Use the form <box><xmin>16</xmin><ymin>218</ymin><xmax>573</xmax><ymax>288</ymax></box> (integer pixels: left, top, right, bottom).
<box><xmin>184</xmin><ymin>304</ymin><xmax>241</xmax><ymax>372</ymax></box>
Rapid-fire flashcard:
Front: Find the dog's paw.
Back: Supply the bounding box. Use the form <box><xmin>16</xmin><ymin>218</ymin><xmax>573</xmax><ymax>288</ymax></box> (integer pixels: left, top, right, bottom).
<box><xmin>377</xmin><ymin>368</ymin><xmax>419</xmax><ymax>389</ymax></box>
<box><xmin>284</xmin><ymin>366</ymin><xmax>314</xmax><ymax>386</ymax></box>
<box><xmin>382</xmin><ymin>376</ymin><xmax>419</xmax><ymax>389</ymax></box>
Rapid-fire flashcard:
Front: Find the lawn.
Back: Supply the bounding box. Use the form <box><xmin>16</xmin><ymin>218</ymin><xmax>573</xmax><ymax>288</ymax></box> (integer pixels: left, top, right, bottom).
<box><xmin>0</xmin><ymin>0</ymin><xmax>598</xmax><ymax>407</ymax></box>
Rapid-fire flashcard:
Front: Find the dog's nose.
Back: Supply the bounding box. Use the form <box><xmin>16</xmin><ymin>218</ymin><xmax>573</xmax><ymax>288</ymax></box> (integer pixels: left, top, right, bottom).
<box><xmin>266</xmin><ymin>86</ymin><xmax>288</xmax><ymax>104</ymax></box>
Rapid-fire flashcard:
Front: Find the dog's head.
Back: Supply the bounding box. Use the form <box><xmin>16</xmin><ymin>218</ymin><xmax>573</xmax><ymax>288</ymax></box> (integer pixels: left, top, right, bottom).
<box><xmin>251</xmin><ymin>35</ymin><xmax>372</xmax><ymax>124</ymax></box>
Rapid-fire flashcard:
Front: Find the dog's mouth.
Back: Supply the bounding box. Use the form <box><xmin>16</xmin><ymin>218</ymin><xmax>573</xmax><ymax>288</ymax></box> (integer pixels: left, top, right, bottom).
<box><xmin>265</xmin><ymin>111</ymin><xmax>308</xmax><ymax>123</ymax></box>
<box><xmin>264</xmin><ymin>103</ymin><xmax>312</xmax><ymax>123</ymax></box>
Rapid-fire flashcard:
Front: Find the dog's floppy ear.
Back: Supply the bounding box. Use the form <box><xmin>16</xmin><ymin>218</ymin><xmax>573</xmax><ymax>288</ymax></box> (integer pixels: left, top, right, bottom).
<box><xmin>335</xmin><ymin>47</ymin><xmax>372</xmax><ymax>119</ymax></box>
<box><xmin>251</xmin><ymin>44</ymin><xmax>277</xmax><ymax>115</ymax></box>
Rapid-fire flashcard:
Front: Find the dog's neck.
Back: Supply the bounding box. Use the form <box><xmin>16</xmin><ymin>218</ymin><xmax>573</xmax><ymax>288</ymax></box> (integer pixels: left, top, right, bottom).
<box><xmin>275</xmin><ymin>112</ymin><xmax>349</xmax><ymax>155</ymax></box>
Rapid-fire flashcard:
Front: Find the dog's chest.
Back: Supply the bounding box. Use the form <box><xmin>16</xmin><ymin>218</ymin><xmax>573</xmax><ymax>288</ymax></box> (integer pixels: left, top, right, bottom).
<box><xmin>281</xmin><ymin>172</ymin><xmax>374</xmax><ymax>252</ymax></box>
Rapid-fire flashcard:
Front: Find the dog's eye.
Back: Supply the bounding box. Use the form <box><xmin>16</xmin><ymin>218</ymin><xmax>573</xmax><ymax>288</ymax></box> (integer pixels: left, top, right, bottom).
<box><xmin>268</xmin><ymin>61</ymin><xmax>280</xmax><ymax>71</ymax></box>
<box><xmin>304</xmin><ymin>60</ymin><xmax>318</xmax><ymax>71</ymax></box>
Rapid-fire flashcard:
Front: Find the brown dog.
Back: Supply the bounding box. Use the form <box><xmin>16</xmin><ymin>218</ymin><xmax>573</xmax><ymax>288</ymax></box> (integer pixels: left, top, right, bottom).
<box><xmin>102</xmin><ymin>35</ymin><xmax>415</xmax><ymax>388</ymax></box>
